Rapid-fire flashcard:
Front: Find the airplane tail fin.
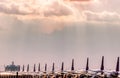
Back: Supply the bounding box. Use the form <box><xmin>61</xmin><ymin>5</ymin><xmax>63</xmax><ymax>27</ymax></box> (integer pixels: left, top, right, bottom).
<box><xmin>33</xmin><ymin>64</ymin><xmax>36</xmax><ymax>72</ymax></box>
<box><xmin>45</xmin><ymin>64</ymin><xmax>47</xmax><ymax>72</ymax></box>
<box><xmin>22</xmin><ymin>65</ymin><xmax>24</xmax><ymax>72</ymax></box>
<box><xmin>100</xmin><ymin>56</ymin><xmax>104</xmax><ymax>75</ymax></box>
<box><xmin>71</xmin><ymin>59</ymin><xmax>74</xmax><ymax>71</ymax></box>
<box><xmin>38</xmin><ymin>63</ymin><xmax>40</xmax><ymax>72</ymax></box>
<box><xmin>27</xmin><ymin>64</ymin><xmax>29</xmax><ymax>72</ymax></box>
<box><xmin>100</xmin><ymin>56</ymin><xmax>104</xmax><ymax>71</ymax></box>
<box><xmin>116</xmin><ymin>57</ymin><xmax>119</xmax><ymax>72</ymax></box>
<box><xmin>52</xmin><ymin>63</ymin><xmax>55</xmax><ymax>73</ymax></box>
<box><xmin>61</xmin><ymin>62</ymin><xmax>64</xmax><ymax>72</ymax></box>
<box><xmin>86</xmin><ymin>57</ymin><xmax>89</xmax><ymax>71</ymax></box>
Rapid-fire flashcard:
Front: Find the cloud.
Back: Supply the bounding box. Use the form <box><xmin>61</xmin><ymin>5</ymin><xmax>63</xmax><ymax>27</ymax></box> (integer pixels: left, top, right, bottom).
<box><xmin>83</xmin><ymin>11</ymin><xmax>120</xmax><ymax>23</ymax></box>
<box><xmin>0</xmin><ymin>0</ymin><xmax>40</xmax><ymax>15</ymax></box>
<box><xmin>44</xmin><ymin>1</ymin><xmax>73</xmax><ymax>17</ymax></box>
<box><xmin>0</xmin><ymin>0</ymin><xmax>120</xmax><ymax>34</ymax></box>
<box><xmin>0</xmin><ymin>4</ymin><xmax>27</xmax><ymax>15</ymax></box>
<box><xmin>0</xmin><ymin>0</ymin><xmax>73</xmax><ymax>16</ymax></box>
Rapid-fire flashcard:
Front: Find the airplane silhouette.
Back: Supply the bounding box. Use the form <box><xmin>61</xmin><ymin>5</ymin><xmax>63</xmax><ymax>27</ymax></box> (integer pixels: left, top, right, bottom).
<box><xmin>22</xmin><ymin>65</ymin><xmax>25</xmax><ymax>72</ymax></box>
<box><xmin>33</xmin><ymin>64</ymin><xmax>36</xmax><ymax>72</ymax></box>
<box><xmin>27</xmin><ymin>64</ymin><xmax>29</xmax><ymax>72</ymax></box>
<box><xmin>38</xmin><ymin>63</ymin><xmax>40</xmax><ymax>72</ymax></box>
<box><xmin>109</xmin><ymin>57</ymin><xmax>119</xmax><ymax>77</ymax></box>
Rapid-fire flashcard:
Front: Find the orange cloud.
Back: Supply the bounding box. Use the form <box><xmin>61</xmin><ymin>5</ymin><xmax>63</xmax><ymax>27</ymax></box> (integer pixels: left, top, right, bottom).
<box><xmin>65</xmin><ymin>0</ymin><xmax>91</xmax><ymax>2</ymax></box>
<box><xmin>70</xmin><ymin>0</ymin><xmax>91</xmax><ymax>1</ymax></box>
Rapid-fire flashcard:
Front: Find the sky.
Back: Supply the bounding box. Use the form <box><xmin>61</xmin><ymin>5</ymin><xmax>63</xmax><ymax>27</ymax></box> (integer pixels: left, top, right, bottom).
<box><xmin>0</xmin><ymin>0</ymin><xmax>120</xmax><ymax>71</ymax></box>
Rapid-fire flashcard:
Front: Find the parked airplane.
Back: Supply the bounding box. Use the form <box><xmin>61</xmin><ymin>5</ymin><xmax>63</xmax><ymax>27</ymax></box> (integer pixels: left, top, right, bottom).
<box><xmin>55</xmin><ymin>62</ymin><xmax>68</xmax><ymax>78</ymax></box>
<box><xmin>65</xmin><ymin>59</ymin><xmax>80</xmax><ymax>78</ymax></box>
<box><xmin>91</xmin><ymin>56</ymin><xmax>107</xmax><ymax>77</ymax></box>
<box><xmin>79</xmin><ymin>58</ymin><xmax>93</xmax><ymax>78</ymax></box>
<box><xmin>107</xmin><ymin>57</ymin><xmax>120</xmax><ymax>77</ymax></box>
<box><xmin>48</xmin><ymin>63</ymin><xmax>57</xmax><ymax>78</ymax></box>
<box><xmin>40</xmin><ymin>64</ymin><xmax>48</xmax><ymax>78</ymax></box>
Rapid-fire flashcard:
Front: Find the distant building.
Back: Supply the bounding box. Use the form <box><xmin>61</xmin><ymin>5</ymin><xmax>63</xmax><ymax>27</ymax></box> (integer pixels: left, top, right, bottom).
<box><xmin>5</xmin><ymin>61</ymin><xmax>20</xmax><ymax>71</ymax></box>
